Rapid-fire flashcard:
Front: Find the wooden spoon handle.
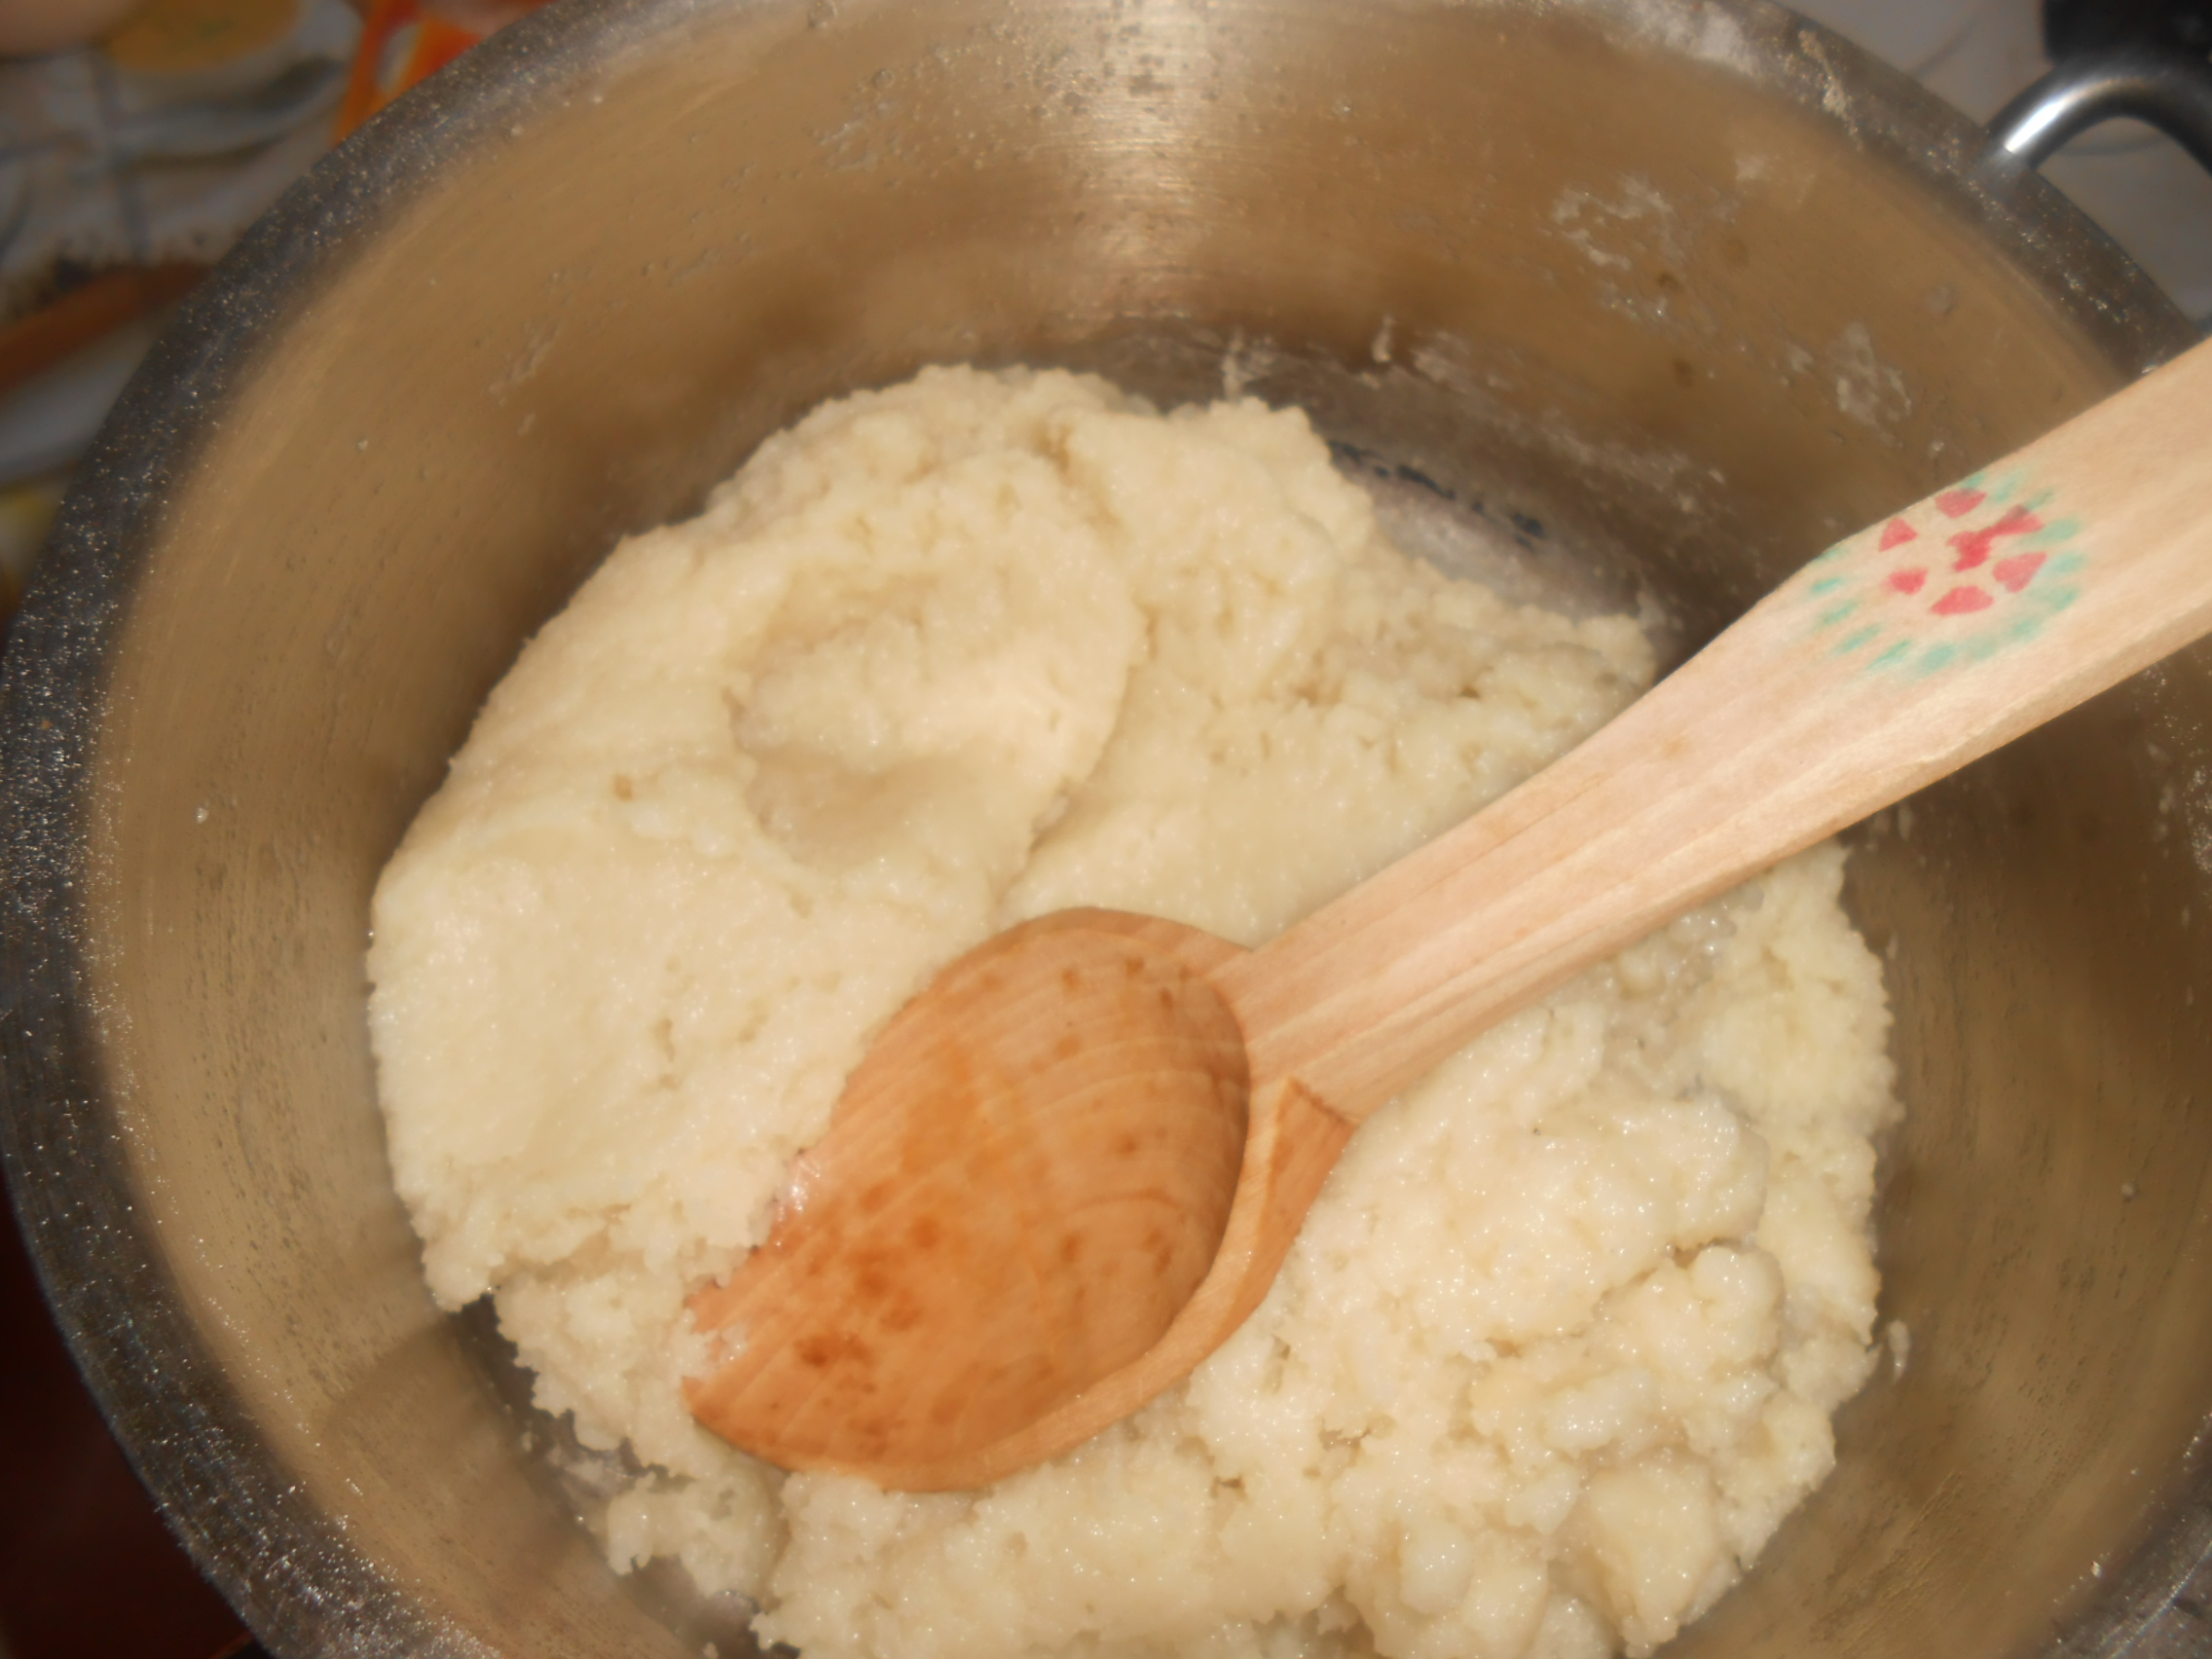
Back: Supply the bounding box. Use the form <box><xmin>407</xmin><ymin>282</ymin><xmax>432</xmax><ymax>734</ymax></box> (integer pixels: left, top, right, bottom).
<box><xmin>1217</xmin><ymin>337</ymin><xmax>2212</xmax><ymax>1123</ymax></box>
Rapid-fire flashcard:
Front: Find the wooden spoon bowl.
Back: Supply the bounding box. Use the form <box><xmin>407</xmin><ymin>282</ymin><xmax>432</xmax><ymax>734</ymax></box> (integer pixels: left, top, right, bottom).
<box><xmin>684</xmin><ymin>911</ymin><xmax>1255</xmax><ymax>1483</ymax></box>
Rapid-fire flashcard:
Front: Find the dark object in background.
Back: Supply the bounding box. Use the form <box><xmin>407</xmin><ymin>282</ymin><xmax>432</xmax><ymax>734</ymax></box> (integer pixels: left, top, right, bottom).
<box><xmin>0</xmin><ymin>1182</ymin><xmax>244</xmax><ymax>1659</ymax></box>
<box><xmin>1996</xmin><ymin>0</ymin><xmax>2212</xmax><ymax>169</ymax></box>
<box><xmin>2046</xmin><ymin>0</ymin><xmax>2212</xmax><ymax>56</ymax></box>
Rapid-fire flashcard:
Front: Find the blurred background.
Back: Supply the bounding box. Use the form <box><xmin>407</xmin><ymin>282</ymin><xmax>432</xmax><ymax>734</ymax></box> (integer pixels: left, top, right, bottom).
<box><xmin>0</xmin><ymin>0</ymin><xmax>2205</xmax><ymax>1654</ymax></box>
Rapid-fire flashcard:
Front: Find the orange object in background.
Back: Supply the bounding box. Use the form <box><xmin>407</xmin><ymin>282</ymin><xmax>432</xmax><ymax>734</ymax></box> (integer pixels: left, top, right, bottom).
<box><xmin>334</xmin><ymin>0</ymin><xmax>549</xmax><ymax>138</ymax></box>
<box><xmin>0</xmin><ymin>263</ymin><xmax>205</xmax><ymax>400</ymax></box>
<box><xmin>104</xmin><ymin>0</ymin><xmax>302</xmax><ymax>74</ymax></box>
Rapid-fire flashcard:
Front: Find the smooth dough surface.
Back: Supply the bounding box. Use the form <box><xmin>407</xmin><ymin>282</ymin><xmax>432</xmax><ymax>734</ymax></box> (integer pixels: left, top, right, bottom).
<box><xmin>369</xmin><ymin>365</ymin><xmax>1898</xmax><ymax>1659</ymax></box>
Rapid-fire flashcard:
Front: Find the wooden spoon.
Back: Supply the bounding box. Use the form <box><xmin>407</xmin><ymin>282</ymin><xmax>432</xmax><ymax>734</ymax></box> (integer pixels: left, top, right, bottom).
<box><xmin>686</xmin><ymin>336</ymin><xmax>2212</xmax><ymax>1492</ymax></box>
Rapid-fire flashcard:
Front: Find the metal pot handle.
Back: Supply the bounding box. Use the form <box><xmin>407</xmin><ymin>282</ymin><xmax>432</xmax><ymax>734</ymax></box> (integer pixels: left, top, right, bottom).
<box><xmin>1988</xmin><ymin>42</ymin><xmax>2212</xmax><ymax>173</ymax></box>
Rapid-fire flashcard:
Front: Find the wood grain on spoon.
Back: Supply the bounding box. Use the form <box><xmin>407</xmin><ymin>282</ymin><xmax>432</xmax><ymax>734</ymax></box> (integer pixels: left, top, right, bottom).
<box><xmin>688</xmin><ymin>336</ymin><xmax>2212</xmax><ymax>1492</ymax></box>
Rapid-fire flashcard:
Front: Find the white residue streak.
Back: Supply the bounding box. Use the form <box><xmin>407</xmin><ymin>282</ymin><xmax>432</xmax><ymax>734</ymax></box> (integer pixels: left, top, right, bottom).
<box><xmin>1550</xmin><ymin>177</ymin><xmax>1680</xmax><ymax>273</ymax></box>
<box><xmin>1828</xmin><ymin>322</ymin><xmax>1911</xmax><ymax>430</ymax></box>
<box><xmin>1592</xmin><ymin>0</ymin><xmax>1759</xmax><ymax>75</ymax></box>
<box><xmin>1218</xmin><ymin>329</ymin><xmax>1285</xmax><ymax>400</ymax></box>
<box><xmin>491</xmin><ymin>326</ymin><xmax>558</xmax><ymax>402</ymax></box>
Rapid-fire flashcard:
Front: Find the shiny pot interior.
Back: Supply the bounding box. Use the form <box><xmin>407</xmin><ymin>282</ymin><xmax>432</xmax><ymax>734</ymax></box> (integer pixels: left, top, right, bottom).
<box><xmin>5</xmin><ymin>1</ymin><xmax>2212</xmax><ymax>1655</ymax></box>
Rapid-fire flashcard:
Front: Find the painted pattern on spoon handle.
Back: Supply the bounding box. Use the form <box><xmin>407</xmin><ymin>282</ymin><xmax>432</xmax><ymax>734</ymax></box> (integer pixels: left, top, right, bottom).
<box><xmin>1796</xmin><ymin>470</ymin><xmax>2086</xmax><ymax>673</ymax></box>
<box><xmin>1221</xmin><ymin>338</ymin><xmax>2212</xmax><ymax>1124</ymax></box>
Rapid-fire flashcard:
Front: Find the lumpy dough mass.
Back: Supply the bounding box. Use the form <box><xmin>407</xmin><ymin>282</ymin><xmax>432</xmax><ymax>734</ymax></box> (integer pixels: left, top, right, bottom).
<box><xmin>369</xmin><ymin>365</ymin><xmax>1899</xmax><ymax>1659</ymax></box>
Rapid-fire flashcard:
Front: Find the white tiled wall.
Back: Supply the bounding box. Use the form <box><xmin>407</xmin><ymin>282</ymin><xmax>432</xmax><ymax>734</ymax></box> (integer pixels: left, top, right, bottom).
<box><xmin>1791</xmin><ymin>0</ymin><xmax>2212</xmax><ymax>324</ymax></box>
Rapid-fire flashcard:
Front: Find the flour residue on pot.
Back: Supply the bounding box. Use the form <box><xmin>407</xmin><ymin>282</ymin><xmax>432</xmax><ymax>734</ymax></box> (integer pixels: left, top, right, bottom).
<box><xmin>1826</xmin><ymin>322</ymin><xmax>1913</xmax><ymax>432</ymax></box>
<box><xmin>1545</xmin><ymin>178</ymin><xmax>1728</xmax><ymax>344</ymax></box>
<box><xmin>367</xmin><ymin>365</ymin><xmax>1899</xmax><ymax>1659</ymax></box>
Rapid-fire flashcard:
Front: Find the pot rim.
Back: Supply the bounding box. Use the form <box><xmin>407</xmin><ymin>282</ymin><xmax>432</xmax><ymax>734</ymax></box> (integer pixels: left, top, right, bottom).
<box><xmin>0</xmin><ymin>1</ymin><xmax>2199</xmax><ymax>1655</ymax></box>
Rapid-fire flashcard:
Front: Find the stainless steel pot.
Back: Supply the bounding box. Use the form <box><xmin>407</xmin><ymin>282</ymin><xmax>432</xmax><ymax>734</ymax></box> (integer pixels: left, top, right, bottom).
<box><xmin>6</xmin><ymin>2</ymin><xmax>2212</xmax><ymax>1655</ymax></box>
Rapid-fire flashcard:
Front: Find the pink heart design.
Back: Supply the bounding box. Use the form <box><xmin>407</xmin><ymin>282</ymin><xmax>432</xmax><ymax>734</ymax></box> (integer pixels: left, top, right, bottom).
<box><xmin>1936</xmin><ymin>489</ymin><xmax>1987</xmax><ymax>520</ymax></box>
<box><xmin>1948</xmin><ymin>505</ymin><xmax>2043</xmax><ymax>571</ymax></box>
<box><xmin>1879</xmin><ymin>518</ymin><xmax>1918</xmax><ymax>551</ymax></box>
<box><xmin>1932</xmin><ymin>585</ymin><xmax>1993</xmax><ymax>616</ymax></box>
<box><xmin>1992</xmin><ymin>551</ymin><xmax>2046</xmax><ymax>594</ymax></box>
<box><xmin>1886</xmin><ymin>568</ymin><xmax>1928</xmax><ymax>595</ymax></box>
